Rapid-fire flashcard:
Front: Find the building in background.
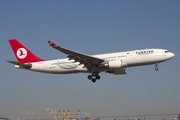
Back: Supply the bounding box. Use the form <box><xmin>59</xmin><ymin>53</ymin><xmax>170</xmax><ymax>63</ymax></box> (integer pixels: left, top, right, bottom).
<box><xmin>0</xmin><ymin>118</ymin><xmax>10</xmax><ymax>120</ymax></box>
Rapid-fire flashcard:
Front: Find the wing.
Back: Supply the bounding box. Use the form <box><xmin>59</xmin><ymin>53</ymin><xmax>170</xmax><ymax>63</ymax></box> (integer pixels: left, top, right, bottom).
<box><xmin>48</xmin><ymin>41</ymin><xmax>104</xmax><ymax>68</ymax></box>
<box><xmin>7</xmin><ymin>60</ymin><xmax>32</xmax><ymax>69</ymax></box>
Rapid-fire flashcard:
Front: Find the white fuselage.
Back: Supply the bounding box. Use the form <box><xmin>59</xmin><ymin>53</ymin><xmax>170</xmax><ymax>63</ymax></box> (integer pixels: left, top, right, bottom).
<box><xmin>15</xmin><ymin>49</ymin><xmax>174</xmax><ymax>74</ymax></box>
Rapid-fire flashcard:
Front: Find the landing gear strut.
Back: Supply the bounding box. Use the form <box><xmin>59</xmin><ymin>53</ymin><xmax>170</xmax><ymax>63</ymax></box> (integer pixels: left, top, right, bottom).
<box><xmin>155</xmin><ymin>63</ymin><xmax>159</xmax><ymax>71</ymax></box>
<box><xmin>87</xmin><ymin>72</ymin><xmax>101</xmax><ymax>83</ymax></box>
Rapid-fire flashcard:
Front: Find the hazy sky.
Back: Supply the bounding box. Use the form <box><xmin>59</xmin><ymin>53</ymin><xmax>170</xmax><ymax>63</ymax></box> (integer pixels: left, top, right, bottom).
<box><xmin>0</xmin><ymin>1</ymin><xmax>180</xmax><ymax>120</ymax></box>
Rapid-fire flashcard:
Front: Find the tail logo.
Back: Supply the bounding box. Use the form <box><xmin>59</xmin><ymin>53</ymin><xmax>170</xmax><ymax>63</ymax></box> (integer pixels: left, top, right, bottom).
<box><xmin>16</xmin><ymin>48</ymin><xmax>27</xmax><ymax>59</ymax></box>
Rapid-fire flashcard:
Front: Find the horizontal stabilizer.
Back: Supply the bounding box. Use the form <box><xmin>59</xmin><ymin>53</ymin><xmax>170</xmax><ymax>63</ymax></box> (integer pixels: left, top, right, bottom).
<box><xmin>7</xmin><ymin>60</ymin><xmax>32</xmax><ymax>69</ymax></box>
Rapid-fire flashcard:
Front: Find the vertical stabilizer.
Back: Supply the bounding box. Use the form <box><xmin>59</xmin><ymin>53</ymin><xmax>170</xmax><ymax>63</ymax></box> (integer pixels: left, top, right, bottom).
<box><xmin>9</xmin><ymin>39</ymin><xmax>45</xmax><ymax>63</ymax></box>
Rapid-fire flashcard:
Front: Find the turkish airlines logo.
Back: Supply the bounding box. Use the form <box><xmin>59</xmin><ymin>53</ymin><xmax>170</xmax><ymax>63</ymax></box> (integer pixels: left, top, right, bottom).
<box><xmin>16</xmin><ymin>48</ymin><xmax>27</xmax><ymax>59</ymax></box>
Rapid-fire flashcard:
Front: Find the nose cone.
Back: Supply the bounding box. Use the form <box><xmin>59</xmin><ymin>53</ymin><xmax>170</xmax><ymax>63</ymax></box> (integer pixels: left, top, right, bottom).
<box><xmin>170</xmin><ymin>52</ymin><xmax>175</xmax><ymax>58</ymax></box>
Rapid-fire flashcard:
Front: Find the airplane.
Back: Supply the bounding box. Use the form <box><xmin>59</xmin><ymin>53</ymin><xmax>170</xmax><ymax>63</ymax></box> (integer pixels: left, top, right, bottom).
<box><xmin>7</xmin><ymin>39</ymin><xmax>175</xmax><ymax>83</ymax></box>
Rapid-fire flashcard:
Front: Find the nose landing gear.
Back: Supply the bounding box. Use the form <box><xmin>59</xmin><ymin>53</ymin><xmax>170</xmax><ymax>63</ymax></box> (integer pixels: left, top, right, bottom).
<box><xmin>155</xmin><ymin>63</ymin><xmax>159</xmax><ymax>71</ymax></box>
<box><xmin>87</xmin><ymin>72</ymin><xmax>100</xmax><ymax>83</ymax></box>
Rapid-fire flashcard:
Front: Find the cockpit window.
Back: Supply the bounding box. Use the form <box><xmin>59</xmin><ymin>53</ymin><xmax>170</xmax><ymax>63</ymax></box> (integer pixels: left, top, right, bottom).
<box><xmin>165</xmin><ymin>51</ymin><xmax>169</xmax><ymax>53</ymax></box>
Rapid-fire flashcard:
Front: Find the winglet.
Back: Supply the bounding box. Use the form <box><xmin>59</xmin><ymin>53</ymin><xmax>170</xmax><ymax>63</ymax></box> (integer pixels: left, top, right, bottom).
<box><xmin>48</xmin><ymin>41</ymin><xmax>57</xmax><ymax>47</ymax></box>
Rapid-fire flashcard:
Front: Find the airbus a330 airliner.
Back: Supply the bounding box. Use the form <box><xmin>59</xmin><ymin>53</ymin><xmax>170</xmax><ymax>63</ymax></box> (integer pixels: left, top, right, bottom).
<box><xmin>7</xmin><ymin>39</ymin><xmax>175</xmax><ymax>83</ymax></box>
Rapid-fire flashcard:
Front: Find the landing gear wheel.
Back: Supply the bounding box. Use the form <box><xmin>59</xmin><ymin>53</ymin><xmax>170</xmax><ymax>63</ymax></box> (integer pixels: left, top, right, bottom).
<box><xmin>155</xmin><ymin>63</ymin><xmax>159</xmax><ymax>71</ymax></box>
<box><xmin>155</xmin><ymin>67</ymin><xmax>159</xmax><ymax>71</ymax></box>
<box><xmin>88</xmin><ymin>72</ymin><xmax>100</xmax><ymax>82</ymax></box>
<box><xmin>96</xmin><ymin>75</ymin><xmax>100</xmax><ymax>80</ymax></box>
<box><xmin>92</xmin><ymin>78</ymin><xmax>96</xmax><ymax>83</ymax></box>
<box><xmin>88</xmin><ymin>75</ymin><xmax>92</xmax><ymax>80</ymax></box>
<box><xmin>92</xmin><ymin>72</ymin><xmax>97</xmax><ymax>76</ymax></box>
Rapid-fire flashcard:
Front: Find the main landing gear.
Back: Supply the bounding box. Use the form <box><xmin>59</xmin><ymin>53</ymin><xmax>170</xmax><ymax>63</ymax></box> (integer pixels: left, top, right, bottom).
<box><xmin>87</xmin><ymin>72</ymin><xmax>101</xmax><ymax>83</ymax></box>
<box><xmin>155</xmin><ymin>63</ymin><xmax>159</xmax><ymax>71</ymax></box>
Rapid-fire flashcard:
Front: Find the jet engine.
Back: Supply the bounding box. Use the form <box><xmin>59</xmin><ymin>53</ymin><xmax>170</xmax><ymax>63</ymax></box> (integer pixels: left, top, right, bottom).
<box><xmin>107</xmin><ymin>68</ymin><xmax>126</xmax><ymax>75</ymax></box>
<box><xmin>105</xmin><ymin>60</ymin><xmax>123</xmax><ymax>68</ymax></box>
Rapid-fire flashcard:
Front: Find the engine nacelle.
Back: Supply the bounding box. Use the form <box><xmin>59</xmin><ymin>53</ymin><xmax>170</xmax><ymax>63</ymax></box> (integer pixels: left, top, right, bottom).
<box><xmin>107</xmin><ymin>68</ymin><xmax>126</xmax><ymax>75</ymax></box>
<box><xmin>105</xmin><ymin>60</ymin><xmax>123</xmax><ymax>68</ymax></box>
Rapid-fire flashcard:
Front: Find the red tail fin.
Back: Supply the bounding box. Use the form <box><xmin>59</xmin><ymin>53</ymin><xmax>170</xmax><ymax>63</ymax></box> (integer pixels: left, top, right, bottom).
<box><xmin>9</xmin><ymin>39</ymin><xmax>45</xmax><ymax>63</ymax></box>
